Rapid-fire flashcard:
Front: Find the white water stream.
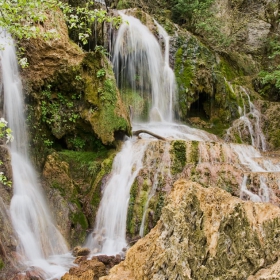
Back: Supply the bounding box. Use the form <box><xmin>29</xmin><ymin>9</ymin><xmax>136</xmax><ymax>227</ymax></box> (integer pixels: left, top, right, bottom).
<box><xmin>0</xmin><ymin>31</ymin><xmax>72</xmax><ymax>279</ymax></box>
<box><xmin>113</xmin><ymin>12</ymin><xmax>176</xmax><ymax>122</ymax></box>
<box><xmin>86</xmin><ymin>139</ymin><xmax>149</xmax><ymax>255</ymax></box>
<box><xmin>87</xmin><ymin>13</ymin><xmax>219</xmax><ymax>255</ymax></box>
<box><xmin>225</xmin><ymin>83</ymin><xmax>266</xmax><ymax>151</ymax></box>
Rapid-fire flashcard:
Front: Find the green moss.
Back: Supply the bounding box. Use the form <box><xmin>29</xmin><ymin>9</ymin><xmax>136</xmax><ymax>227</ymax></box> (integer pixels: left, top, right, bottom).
<box><xmin>269</xmin><ymin>129</ymin><xmax>280</xmax><ymax>148</ymax></box>
<box><xmin>0</xmin><ymin>258</ymin><xmax>4</xmax><ymax>270</ymax></box>
<box><xmin>88</xmin><ymin>152</ymin><xmax>116</xmax><ymax>207</ymax></box>
<box><xmin>59</xmin><ymin>150</ymin><xmax>107</xmax><ymax>176</ymax></box>
<box><xmin>171</xmin><ymin>140</ymin><xmax>187</xmax><ymax>174</ymax></box>
<box><xmin>219</xmin><ymin>57</ymin><xmax>238</xmax><ymax>81</ymax></box>
<box><xmin>154</xmin><ymin>191</ymin><xmax>164</xmax><ymax>221</ymax></box>
<box><xmin>174</xmin><ymin>46</ymin><xmax>195</xmax><ymax>115</ymax></box>
<box><xmin>82</xmin><ymin>52</ymin><xmax>131</xmax><ymax>144</ymax></box>
<box><xmin>189</xmin><ymin>141</ymin><xmax>199</xmax><ymax>163</ymax></box>
<box><xmin>51</xmin><ymin>180</ymin><xmax>66</xmax><ymax>196</ymax></box>
<box><xmin>234</xmin><ymin>133</ymin><xmax>243</xmax><ymax>144</ymax></box>
<box><xmin>116</xmin><ymin>0</ymin><xmax>131</xmax><ymax>9</ymax></box>
<box><xmin>204</xmin><ymin>118</ymin><xmax>229</xmax><ymax>137</ymax></box>
<box><xmin>127</xmin><ymin>181</ymin><xmax>138</xmax><ymax>235</ymax></box>
<box><xmin>71</xmin><ymin>211</ymin><xmax>88</xmax><ymax>230</ymax></box>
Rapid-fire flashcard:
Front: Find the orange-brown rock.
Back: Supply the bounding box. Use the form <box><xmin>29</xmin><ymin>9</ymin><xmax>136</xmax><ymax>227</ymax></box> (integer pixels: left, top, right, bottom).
<box><xmin>21</xmin><ymin>10</ymin><xmax>84</xmax><ymax>89</ymax></box>
<box><xmin>102</xmin><ymin>179</ymin><xmax>280</xmax><ymax>280</ymax></box>
<box><xmin>72</xmin><ymin>247</ymin><xmax>90</xmax><ymax>257</ymax></box>
<box><xmin>62</xmin><ymin>258</ymin><xmax>106</xmax><ymax>280</ymax></box>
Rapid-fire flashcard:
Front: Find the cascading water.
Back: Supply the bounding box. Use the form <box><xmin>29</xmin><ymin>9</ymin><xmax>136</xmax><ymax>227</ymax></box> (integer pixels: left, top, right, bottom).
<box><xmin>86</xmin><ymin>12</ymin><xmax>218</xmax><ymax>256</ymax></box>
<box><xmin>0</xmin><ymin>31</ymin><xmax>71</xmax><ymax>279</ymax></box>
<box><xmin>87</xmin><ymin>11</ymin><xmax>280</xmax><ymax>257</ymax></box>
<box><xmin>113</xmin><ymin>12</ymin><xmax>175</xmax><ymax>122</ymax></box>
<box><xmin>225</xmin><ymin>83</ymin><xmax>266</xmax><ymax>151</ymax></box>
<box><xmin>86</xmin><ymin>139</ymin><xmax>149</xmax><ymax>255</ymax></box>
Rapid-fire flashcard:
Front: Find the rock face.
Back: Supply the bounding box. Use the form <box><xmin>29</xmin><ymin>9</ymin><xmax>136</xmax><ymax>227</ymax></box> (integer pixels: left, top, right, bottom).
<box><xmin>103</xmin><ymin>179</ymin><xmax>280</xmax><ymax>280</ymax></box>
<box><xmin>257</xmin><ymin>100</ymin><xmax>280</xmax><ymax>150</ymax></box>
<box><xmin>0</xmin><ymin>145</ymin><xmax>18</xmax><ymax>278</ymax></box>
<box><xmin>20</xmin><ymin>9</ymin><xmax>131</xmax><ymax>169</ymax></box>
<box><xmin>127</xmin><ymin>139</ymin><xmax>280</xmax><ymax>239</ymax></box>
<box><xmin>42</xmin><ymin>150</ymin><xmax>116</xmax><ymax>246</ymax></box>
<box><xmin>62</xmin><ymin>257</ymin><xmax>107</xmax><ymax>280</ymax></box>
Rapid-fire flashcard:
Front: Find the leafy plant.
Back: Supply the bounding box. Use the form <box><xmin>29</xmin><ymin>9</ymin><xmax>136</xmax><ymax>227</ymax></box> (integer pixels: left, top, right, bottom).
<box><xmin>96</xmin><ymin>68</ymin><xmax>106</xmax><ymax>78</ymax></box>
<box><xmin>0</xmin><ymin>0</ymin><xmax>122</xmax><ymax>63</ymax></box>
<box><xmin>43</xmin><ymin>139</ymin><xmax>54</xmax><ymax>147</ymax></box>
<box><xmin>0</xmin><ymin>118</ymin><xmax>13</xmax><ymax>143</ymax></box>
<box><xmin>259</xmin><ymin>37</ymin><xmax>280</xmax><ymax>90</ymax></box>
<box><xmin>259</xmin><ymin>68</ymin><xmax>280</xmax><ymax>89</ymax></box>
<box><xmin>0</xmin><ymin>170</ymin><xmax>12</xmax><ymax>187</ymax></box>
<box><xmin>95</xmin><ymin>45</ymin><xmax>109</xmax><ymax>57</ymax></box>
<box><xmin>0</xmin><ymin>119</ymin><xmax>13</xmax><ymax>187</ymax></box>
<box><xmin>69</xmin><ymin>137</ymin><xmax>86</xmax><ymax>151</ymax></box>
<box><xmin>170</xmin><ymin>0</ymin><xmax>214</xmax><ymax>30</ymax></box>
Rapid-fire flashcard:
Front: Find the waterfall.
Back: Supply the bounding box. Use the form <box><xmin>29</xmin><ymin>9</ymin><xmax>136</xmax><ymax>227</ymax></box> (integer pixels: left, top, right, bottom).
<box><xmin>86</xmin><ymin>13</ymin><xmax>220</xmax><ymax>256</ymax></box>
<box><xmin>225</xmin><ymin>83</ymin><xmax>266</xmax><ymax>151</ymax></box>
<box><xmin>0</xmin><ymin>31</ymin><xmax>71</xmax><ymax>279</ymax></box>
<box><xmin>86</xmin><ymin>139</ymin><xmax>149</xmax><ymax>255</ymax></box>
<box><xmin>112</xmin><ymin>12</ymin><xmax>176</xmax><ymax>122</ymax></box>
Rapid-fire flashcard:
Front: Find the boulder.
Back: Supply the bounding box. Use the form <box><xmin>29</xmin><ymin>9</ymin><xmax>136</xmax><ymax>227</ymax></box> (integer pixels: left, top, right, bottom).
<box><xmin>103</xmin><ymin>179</ymin><xmax>280</xmax><ymax>280</ymax></box>
<box><xmin>62</xmin><ymin>258</ymin><xmax>106</xmax><ymax>280</ymax></box>
<box><xmin>72</xmin><ymin>247</ymin><xmax>90</xmax><ymax>257</ymax></box>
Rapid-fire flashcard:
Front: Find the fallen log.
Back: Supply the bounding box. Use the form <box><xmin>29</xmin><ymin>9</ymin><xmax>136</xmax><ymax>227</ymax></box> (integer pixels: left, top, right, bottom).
<box><xmin>132</xmin><ymin>130</ymin><xmax>166</xmax><ymax>141</ymax></box>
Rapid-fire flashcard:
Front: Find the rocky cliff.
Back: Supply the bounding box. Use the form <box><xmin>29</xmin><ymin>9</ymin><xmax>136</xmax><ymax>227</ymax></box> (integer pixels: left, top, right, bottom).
<box><xmin>103</xmin><ymin>179</ymin><xmax>280</xmax><ymax>280</ymax></box>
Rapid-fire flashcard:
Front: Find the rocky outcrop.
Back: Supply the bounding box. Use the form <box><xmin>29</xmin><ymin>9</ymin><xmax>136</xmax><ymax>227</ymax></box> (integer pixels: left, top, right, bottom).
<box><xmin>103</xmin><ymin>179</ymin><xmax>280</xmax><ymax>280</ymax></box>
<box><xmin>256</xmin><ymin>100</ymin><xmax>280</xmax><ymax>150</ymax></box>
<box><xmin>0</xmin><ymin>145</ymin><xmax>18</xmax><ymax>278</ymax></box>
<box><xmin>20</xmin><ymin>10</ymin><xmax>84</xmax><ymax>88</ymax></box>
<box><xmin>42</xmin><ymin>150</ymin><xmax>116</xmax><ymax>246</ymax></box>
<box><xmin>20</xmin><ymin>10</ymin><xmax>130</xmax><ymax>170</ymax></box>
<box><xmin>61</xmin><ymin>253</ymin><xmax>122</xmax><ymax>280</ymax></box>
<box><xmin>127</xmin><ymin>139</ymin><xmax>280</xmax><ymax>238</ymax></box>
<box><xmin>42</xmin><ymin>152</ymin><xmax>87</xmax><ymax>247</ymax></box>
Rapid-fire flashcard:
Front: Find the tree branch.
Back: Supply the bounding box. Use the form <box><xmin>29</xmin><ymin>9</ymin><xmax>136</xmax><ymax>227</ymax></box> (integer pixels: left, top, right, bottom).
<box><xmin>132</xmin><ymin>130</ymin><xmax>166</xmax><ymax>141</ymax></box>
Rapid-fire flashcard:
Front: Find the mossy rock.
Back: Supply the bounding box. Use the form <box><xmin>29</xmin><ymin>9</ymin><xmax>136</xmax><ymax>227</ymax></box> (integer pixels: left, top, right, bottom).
<box><xmin>171</xmin><ymin>140</ymin><xmax>187</xmax><ymax>174</ymax></box>
<box><xmin>0</xmin><ymin>258</ymin><xmax>3</xmax><ymax>271</ymax></box>
<box><xmin>81</xmin><ymin>52</ymin><xmax>131</xmax><ymax>145</ymax></box>
<box><xmin>42</xmin><ymin>149</ymin><xmax>113</xmax><ymax>246</ymax></box>
<box><xmin>85</xmin><ymin>151</ymin><xmax>117</xmax><ymax>228</ymax></box>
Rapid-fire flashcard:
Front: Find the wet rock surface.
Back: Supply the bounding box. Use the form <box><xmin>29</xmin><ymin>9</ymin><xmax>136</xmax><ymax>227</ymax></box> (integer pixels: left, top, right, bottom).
<box><xmin>127</xmin><ymin>139</ymin><xmax>280</xmax><ymax>239</ymax></box>
<box><xmin>72</xmin><ymin>247</ymin><xmax>91</xmax><ymax>257</ymax></box>
<box><xmin>103</xmin><ymin>179</ymin><xmax>280</xmax><ymax>280</ymax></box>
<box><xmin>0</xmin><ymin>145</ymin><xmax>18</xmax><ymax>279</ymax></box>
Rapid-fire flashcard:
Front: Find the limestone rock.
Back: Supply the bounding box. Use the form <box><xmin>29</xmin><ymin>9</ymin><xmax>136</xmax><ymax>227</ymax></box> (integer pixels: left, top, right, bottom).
<box><xmin>248</xmin><ymin>259</ymin><xmax>280</xmax><ymax>279</ymax></box>
<box><xmin>42</xmin><ymin>152</ymin><xmax>88</xmax><ymax>247</ymax></box>
<box><xmin>72</xmin><ymin>247</ymin><xmax>90</xmax><ymax>257</ymax></box>
<box><xmin>21</xmin><ymin>10</ymin><xmax>84</xmax><ymax>89</ymax></box>
<box><xmin>62</xmin><ymin>258</ymin><xmax>106</xmax><ymax>280</ymax></box>
<box><xmin>97</xmin><ymin>255</ymin><xmax>122</xmax><ymax>269</ymax></box>
<box><xmin>103</xmin><ymin>179</ymin><xmax>280</xmax><ymax>280</ymax></box>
